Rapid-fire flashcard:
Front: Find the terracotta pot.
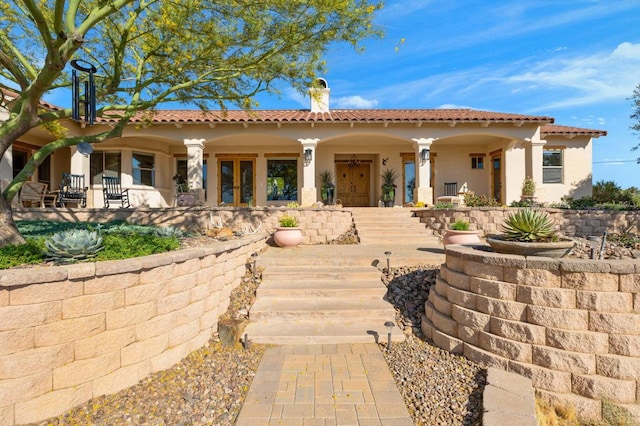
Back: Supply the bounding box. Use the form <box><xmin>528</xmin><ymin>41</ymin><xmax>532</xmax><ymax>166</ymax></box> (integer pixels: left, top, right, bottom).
<box><xmin>443</xmin><ymin>230</ymin><xmax>481</xmax><ymax>246</ymax></box>
<box><xmin>486</xmin><ymin>236</ymin><xmax>575</xmax><ymax>258</ymax></box>
<box><xmin>273</xmin><ymin>227</ymin><xmax>303</xmax><ymax>247</ymax></box>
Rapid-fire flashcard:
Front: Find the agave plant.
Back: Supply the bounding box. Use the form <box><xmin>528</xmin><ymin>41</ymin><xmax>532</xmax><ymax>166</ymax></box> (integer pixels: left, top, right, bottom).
<box><xmin>501</xmin><ymin>209</ymin><xmax>557</xmax><ymax>242</ymax></box>
<box><xmin>154</xmin><ymin>226</ymin><xmax>184</xmax><ymax>238</ymax></box>
<box><xmin>44</xmin><ymin>229</ymin><xmax>104</xmax><ymax>263</ymax></box>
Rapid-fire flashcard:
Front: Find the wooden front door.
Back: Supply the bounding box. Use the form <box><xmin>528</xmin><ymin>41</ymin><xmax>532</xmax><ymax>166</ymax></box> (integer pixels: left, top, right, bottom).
<box><xmin>336</xmin><ymin>163</ymin><xmax>370</xmax><ymax>207</ymax></box>
<box><xmin>218</xmin><ymin>157</ymin><xmax>255</xmax><ymax>206</ymax></box>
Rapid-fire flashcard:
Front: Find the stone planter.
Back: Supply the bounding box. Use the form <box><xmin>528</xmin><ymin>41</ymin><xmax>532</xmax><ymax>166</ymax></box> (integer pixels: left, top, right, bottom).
<box><xmin>176</xmin><ymin>192</ymin><xmax>197</xmax><ymax>207</ymax></box>
<box><xmin>443</xmin><ymin>229</ymin><xmax>481</xmax><ymax>246</ymax></box>
<box><xmin>273</xmin><ymin>227</ymin><xmax>303</xmax><ymax>247</ymax></box>
<box><xmin>486</xmin><ymin>236</ymin><xmax>575</xmax><ymax>258</ymax></box>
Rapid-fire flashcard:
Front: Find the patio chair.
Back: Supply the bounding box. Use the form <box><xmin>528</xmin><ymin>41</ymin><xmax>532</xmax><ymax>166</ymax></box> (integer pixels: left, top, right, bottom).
<box><xmin>20</xmin><ymin>181</ymin><xmax>48</xmax><ymax>207</ymax></box>
<box><xmin>58</xmin><ymin>173</ymin><xmax>87</xmax><ymax>207</ymax></box>
<box><xmin>102</xmin><ymin>175</ymin><xmax>130</xmax><ymax>208</ymax></box>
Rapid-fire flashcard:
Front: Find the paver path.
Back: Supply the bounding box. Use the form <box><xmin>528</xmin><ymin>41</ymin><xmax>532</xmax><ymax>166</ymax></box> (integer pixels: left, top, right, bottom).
<box><xmin>235</xmin><ymin>344</ymin><xmax>413</xmax><ymax>426</ymax></box>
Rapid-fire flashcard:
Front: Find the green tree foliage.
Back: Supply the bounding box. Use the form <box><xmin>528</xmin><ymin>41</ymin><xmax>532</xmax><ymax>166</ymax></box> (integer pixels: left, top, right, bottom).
<box><xmin>0</xmin><ymin>0</ymin><xmax>382</xmax><ymax>246</ymax></box>
<box><xmin>632</xmin><ymin>83</ymin><xmax>640</xmax><ymax>161</ymax></box>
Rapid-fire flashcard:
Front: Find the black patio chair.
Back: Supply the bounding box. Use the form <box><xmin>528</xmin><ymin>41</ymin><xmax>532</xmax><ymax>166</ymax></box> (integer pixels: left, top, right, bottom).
<box><xmin>58</xmin><ymin>173</ymin><xmax>87</xmax><ymax>207</ymax></box>
<box><xmin>102</xmin><ymin>175</ymin><xmax>130</xmax><ymax>208</ymax></box>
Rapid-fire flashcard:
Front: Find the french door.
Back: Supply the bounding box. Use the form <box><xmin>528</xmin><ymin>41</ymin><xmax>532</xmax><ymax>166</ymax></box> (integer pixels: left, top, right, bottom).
<box><xmin>491</xmin><ymin>152</ymin><xmax>502</xmax><ymax>204</ymax></box>
<box><xmin>218</xmin><ymin>157</ymin><xmax>255</xmax><ymax>206</ymax></box>
<box><xmin>336</xmin><ymin>162</ymin><xmax>370</xmax><ymax>207</ymax></box>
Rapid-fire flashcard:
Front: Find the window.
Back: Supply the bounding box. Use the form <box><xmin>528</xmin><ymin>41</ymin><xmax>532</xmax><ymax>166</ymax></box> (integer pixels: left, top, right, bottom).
<box><xmin>267</xmin><ymin>159</ymin><xmax>297</xmax><ymax>201</ymax></box>
<box><xmin>37</xmin><ymin>155</ymin><xmax>51</xmax><ymax>187</ymax></box>
<box><xmin>543</xmin><ymin>149</ymin><xmax>563</xmax><ymax>183</ymax></box>
<box><xmin>471</xmin><ymin>156</ymin><xmax>484</xmax><ymax>169</ymax></box>
<box><xmin>132</xmin><ymin>152</ymin><xmax>155</xmax><ymax>186</ymax></box>
<box><xmin>90</xmin><ymin>151</ymin><xmax>121</xmax><ymax>184</ymax></box>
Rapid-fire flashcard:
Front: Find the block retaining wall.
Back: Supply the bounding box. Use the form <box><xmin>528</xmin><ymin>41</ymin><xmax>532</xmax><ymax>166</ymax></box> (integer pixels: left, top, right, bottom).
<box><xmin>413</xmin><ymin>208</ymin><xmax>640</xmax><ymax>238</ymax></box>
<box><xmin>422</xmin><ymin>244</ymin><xmax>640</xmax><ymax>422</ymax></box>
<box><xmin>0</xmin><ymin>233</ymin><xmax>266</xmax><ymax>425</ymax></box>
<box><xmin>14</xmin><ymin>207</ymin><xmax>354</xmax><ymax>245</ymax></box>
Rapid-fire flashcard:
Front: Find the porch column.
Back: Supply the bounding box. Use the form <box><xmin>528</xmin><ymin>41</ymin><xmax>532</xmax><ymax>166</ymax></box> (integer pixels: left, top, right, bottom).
<box><xmin>299</xmin><ymin>138</ymin><xmax>319</xmax><ymax>206</ymax></box>
<box><xmin>525</xmin><ymin>134</ymin><xmax>546</xmax><ymax>193</ymax></box>
<box><xmin>412</xmin><ymin>137</ymin><xmax>435</xmax><ymax>205</ymax></box>
<box><xmin>184</xmin><ymin>138</ymin><xmax>205</xmax><ymax>202</ymax></box>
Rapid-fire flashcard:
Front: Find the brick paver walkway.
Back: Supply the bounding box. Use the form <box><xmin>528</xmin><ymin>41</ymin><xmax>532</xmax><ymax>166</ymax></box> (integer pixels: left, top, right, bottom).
<box><xmin>235</xmin><ymin>344</ymin><xmax>412</xmax><ymax>426</ymax></box>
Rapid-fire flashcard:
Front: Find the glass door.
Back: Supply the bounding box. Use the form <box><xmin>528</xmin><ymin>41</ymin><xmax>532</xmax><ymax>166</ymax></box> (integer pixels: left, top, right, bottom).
<box><xmin>491</xmin><ymin>154</ymin><xmax>502</xmax><ymax>204</ymax></box>
<box><xmin>218</xmin><ymin>158</ymin><xmax>255</xmax><ymax>206</ymax></box>
<box><xmin>402</xmin><ymin>155</ymin><xmax>415</xmax><ymax>204</ymax></box>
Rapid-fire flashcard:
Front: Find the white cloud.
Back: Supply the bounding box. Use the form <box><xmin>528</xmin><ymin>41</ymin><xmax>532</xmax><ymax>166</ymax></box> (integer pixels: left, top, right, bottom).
<box><xmin>333</xmin><ymin>95</ymin><xmax>379</xmax><ymax>109</ymax></box>
<box><xmin>437</xmin><ymin>103</ymin><xmax>472</xmax><ymax>109</ymax></box>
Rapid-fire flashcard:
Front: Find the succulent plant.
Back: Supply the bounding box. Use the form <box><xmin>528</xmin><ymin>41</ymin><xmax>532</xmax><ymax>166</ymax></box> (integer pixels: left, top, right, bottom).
<box><xmin>154</xmin><ymin>226</ymin><xmax>184</xmax><ymax>238</ymax></box>
<box><xmin>450</xmin><ymin>219</ymin><xmax>470</xmax><ymax>231</ymax></box>
<box><xmin>278</xmin><ymin>215</ymin><xmax>298</xmax><ymax>227</ymax></box>
<box><xmin>44</xmin><ymin>229</ymin><xmax>104</xmax><ymax>263</ymax></box>
<box><xmin>501</xmin><ymin>209</ymin><xmax>557</xmax><ymax>242</ymax></box>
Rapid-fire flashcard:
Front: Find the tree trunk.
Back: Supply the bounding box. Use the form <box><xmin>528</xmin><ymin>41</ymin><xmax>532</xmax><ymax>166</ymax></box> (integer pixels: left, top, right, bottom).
<box><xmin>0</xmin><ymin>196</ymin><xmax>25</xmax><ymax>247</ymax></box>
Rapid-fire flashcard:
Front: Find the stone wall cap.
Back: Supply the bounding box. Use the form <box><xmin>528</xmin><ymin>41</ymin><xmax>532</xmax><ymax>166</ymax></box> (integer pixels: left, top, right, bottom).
<box><xmin>447</xmin><ymin>244</ymin><xmax>526</xmax><ymax>267</ymax></box>
<box><xmin>558</xmin><ymin>258</ymin><xmax>611</xmax><ymax>273</ymax></box>
<box><xmin>0</xmin><ymin>266</ymin><xmax>68</xmax><ymax>287</ymax></box>
<box><xmin>139</xmin><ymin>252</ymin><xmax>175</xmax><ymax>270</ymax></box>
<box><xmin>608</xmin><ymin>260</ymin><xmax>638</xmax><ymax>274</ymax></box>
<box><xmin>65</xmin><ymin>262</ymin><xmax>96</xmax><ymax>280</ymax></box>
<box><xmin>95</xmin><ymin>258</ymin><xmax>143</xmax><ymax>276</ymax></box>
<box><xmin>525</xmin><ymin>257</ymin><xmax>561</xmax><ymax>270</ymax></box>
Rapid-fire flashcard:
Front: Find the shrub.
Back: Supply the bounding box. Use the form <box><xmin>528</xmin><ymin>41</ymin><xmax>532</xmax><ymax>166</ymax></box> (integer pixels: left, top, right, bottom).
<box><xmin>278</xmin><ymin>215</ymin><xmax>298</xmax><ymax>227</ymax></box>
<box><xmin>510</xmin><ymin>199</ymin><xmax>535</xmax><ymax>208</ymax></box>
<box><xmin>450</xmin><ymin>220</ymin><xmax>470</xmax><ymax>231</ymax></box>
<box><xmin>464</xmin><ymin>194</ymin><xmax>500</xmax><ymax>207</ymax></box>
<box><xmin>501</xmin><ymin>209</ymin><xmax>557</xmax><ymax>242</ymax></box>
<box><xmin>45</xmin><ymin>229</ymin><xmax>105</xmax><ymax>263</ymax></box>
<box><xmin>96</xmin><ymin>234</ymin><xmax>179</xmax><ymax>260</ymax></box>
<box><xmin>433</xmin><ymin>202</ymin><xmax>454</xmax><ymax>209</ymax></box>
<box><xmin>415</xmin><ymin>201</ymin><xmax>425</xmax><ymax>208</ymax></box>
<box><xmin>0</xmin><ymin>240</ymin><xmax>45</xmax><ymax>269</ymax></box>
<box><xmin>286</xmin><ymin>202</ymin><xmax>300</xmax><ymax>208</ymax></box>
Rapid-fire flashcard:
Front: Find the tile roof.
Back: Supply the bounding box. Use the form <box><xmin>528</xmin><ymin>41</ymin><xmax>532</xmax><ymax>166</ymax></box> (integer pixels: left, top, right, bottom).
<box><xmin>0</xmin><ymin>86</ymin><xmax>61</xmax><ymax>111</ymax></box>
<box><xmin>541</xmin><ymin>124</ymin><xmax>607</xmax><ymax>138</ymax></box>
<box><xmin>100</xmin><ymin>108</ymin><xmax>555</xmax><ymax>125</ymax></box>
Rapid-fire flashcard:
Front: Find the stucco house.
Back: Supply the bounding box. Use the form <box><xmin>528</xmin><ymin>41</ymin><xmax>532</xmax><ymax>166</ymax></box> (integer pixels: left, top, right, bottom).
<box><xmin>1</xmin><ymin>81</ymin><xmax>606</xmax><ymax>208</ymax></box>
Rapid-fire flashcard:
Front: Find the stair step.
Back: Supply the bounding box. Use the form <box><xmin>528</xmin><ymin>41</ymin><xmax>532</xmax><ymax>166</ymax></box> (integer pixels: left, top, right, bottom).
<box><xmin>257</xmin><ymin>256</ymin><xmax>376</xmax><ymax>268</ymax></box>
<box><xmin>249</xmin><ymin>298</ymin><xmax>395</xmax><ymax>321</ymax></box>
<box><xmin>244</xmin><ymin>319</ymin><xmax>405</xmax><ymax>345</ymax></box>
<box><xmin>262</xmin><ymin>266</ymin><xmax>381</xmax><ymax>281</ymax></box>
<box><xmin>257</xmin><ymin>280</ymin><xmax>386</xmax><ymax>298</ymax></box>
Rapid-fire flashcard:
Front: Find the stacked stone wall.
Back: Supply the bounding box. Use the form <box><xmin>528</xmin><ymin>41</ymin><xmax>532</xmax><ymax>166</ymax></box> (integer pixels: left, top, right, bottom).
<box><xmin>0</xmin><ymin>234</ymin><xmax>266</xmax><ymax>425</ymax></box>
<box><xmin>422</xmin><ymin>245</ymin><xmax>640</xmax><ymax>421</ymax></box>
<box><xmin>414</xmin><ymin>208</ymin><xmax>640</xmax><ymax>238</ymax></box>
<box><xmin>14</xmin><ymin>207</ymin><xmax>353</xmax><ymax>245</ymax></box>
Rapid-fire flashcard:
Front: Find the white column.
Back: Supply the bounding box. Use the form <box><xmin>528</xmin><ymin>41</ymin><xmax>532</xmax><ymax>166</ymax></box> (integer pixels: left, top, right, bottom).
<box><xmin>299</xmin><ymin>138</ymin><xmax>319</xmax><ymax>206</ymax></box>
<box><xmin>412</xmin><ymin>137</ymin><xmax>435</xmax><ymax>205</ymax></box>
<box><xmin>184</xmin><ymin>138</ymin><xmax>205</xmax><ymax>201</ymax></box>
<box><xmin>525</xmin><ymin>134</ymin><xmax>546</xmax><ymax>194</ymax></box>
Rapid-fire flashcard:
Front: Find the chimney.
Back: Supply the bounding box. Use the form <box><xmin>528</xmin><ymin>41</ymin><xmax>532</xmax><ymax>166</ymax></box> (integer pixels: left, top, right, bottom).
<box><xmin>309</xmin><ymin>78</ymin><xmax>330</xmax><ymax>113</ymax></box>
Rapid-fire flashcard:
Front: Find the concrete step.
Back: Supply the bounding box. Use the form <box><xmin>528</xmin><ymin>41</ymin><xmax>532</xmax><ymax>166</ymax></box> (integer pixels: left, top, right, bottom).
<box><xmin>257</xmin><ymin>280</ymin><xmax>387</xmax><ymax>298</ymax></box>
<box><xmin>261</xmin><ymin>266</ymin><xmax>381</xmax><ymax>281</ymax></box>
<box><xmin>249</xmin><ymin>297</ymin><xmax>396</xmax><ymax>321</ymax></box>
<box><xmin>355</xmin><ymin>222</ymin><xmax>426</xmax><ymax>230</ymax></box>
<box><xmin>244</xmin><ymin>319</ymin><xmax>405</xmax><ymax>345</ymax></box>
<box><xmin>257</xmin><ymin>256</ymin><xmax>377</xmax><ymax>268</ymax></box>
<box><xmin>359</xmin><ymin>237</ymin><xmax>437</xmax><ymax>246</ymax></box>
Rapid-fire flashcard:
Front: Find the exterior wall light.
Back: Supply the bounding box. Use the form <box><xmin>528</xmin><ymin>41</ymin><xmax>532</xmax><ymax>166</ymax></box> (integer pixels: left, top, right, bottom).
<box><xmin>420</xmin><ymin>148</ymin><xmax>430</xmax><ymax>164</ymax></box>
<box><xmin>304</xmin><ymin>148</ymin><xmax>312</xmax><ymax>165</ymax></box>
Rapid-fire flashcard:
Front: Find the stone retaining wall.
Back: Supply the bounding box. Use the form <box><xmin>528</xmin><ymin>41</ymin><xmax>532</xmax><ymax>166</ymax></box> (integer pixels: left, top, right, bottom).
<box><xmin>414</xmin><ymin>208</ymin><xmax>640</xmax><ymax>238</ymax></box>
<box><xmin>421</xmin><ymin>244</ymin><xmax>640</xmax><ymax>422</ymax></box>
<box><xmin>14</xmin><ymin>207</ymin><xmax>353</xmax><ymax>245</ymax></box>
<box><xmin>0</xmin><ymin>234</ymin><xmax>266</xmax><ymax>425</ymax></box>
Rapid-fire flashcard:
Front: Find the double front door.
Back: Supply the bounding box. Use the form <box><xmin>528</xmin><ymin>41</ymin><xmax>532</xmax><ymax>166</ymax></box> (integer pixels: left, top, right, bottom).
<box><xmin>218</xmin><ymin>157</ymin><xmax>255</xmax><ymax>206</ymax></box>
<box><xmin>336</xmin><ymin>163</ymin><xmax>370</xmax><ymax>207</ymax></box>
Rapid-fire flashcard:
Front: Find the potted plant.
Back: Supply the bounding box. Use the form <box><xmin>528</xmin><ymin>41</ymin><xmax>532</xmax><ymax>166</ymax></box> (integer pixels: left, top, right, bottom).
<box><xmin>487</xmin><ymin>208</ymin><xmax>575</xmax><ymax>258</ymax></box>
<box><xmin>443</xmin><ymin>219</ymin><xmax>481</xmax><ymax>246</ymax></box>
<box><xmin>273</xmin><ymin>215</ymin><xmax>303</xmax><ymax>247</ymax></box>
<box><xmin>381</xmin><ymin>168</ymin><xmax>399</xmax><ymax>207</ymax></box>
<box><xmin>173</xmin><ymin>174</ymin><xmax>197</xmax><ymax>207</ymax></box>
<box><xmin>319</xmin><ymin>170</ymin><xmax>335</xmax><ymax>205</ymax></box>
<box><xmin>521</xmin><ymin>176</ymin><xmax>536</xmax><ymax>204</ymax></box>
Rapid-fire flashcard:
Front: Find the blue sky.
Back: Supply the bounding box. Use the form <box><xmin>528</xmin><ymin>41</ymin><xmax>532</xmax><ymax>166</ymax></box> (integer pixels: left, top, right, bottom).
<box><xmin>255</xmin><ymin>0</ymin><xmax>640</xmax><ymax>189</ymax></box>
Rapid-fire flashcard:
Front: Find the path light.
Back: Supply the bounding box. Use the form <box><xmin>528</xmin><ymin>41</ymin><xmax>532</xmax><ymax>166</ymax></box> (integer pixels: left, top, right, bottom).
<box><xmin>587</xmin><ymin>236</ymin><xmax>601</xmax><ymax>260</ymax></box>
<box><xmin>384</xmin><ymin>251</ymin><xmax>392</xmax><ymax>273</ymax></box>
<box><xmin>384</xmin><ymin>321</ymin><xmax>395</xmax><ymax>350</ymax></box>
<box><xmin>243</xmin><ymin>333</ymin><xmax>250</xmax><ymax>350</ymax></box>
<box><xmin>251</xmin><ymin>252</ymin><xmax>258</xmax><ymax>275</ymax></box>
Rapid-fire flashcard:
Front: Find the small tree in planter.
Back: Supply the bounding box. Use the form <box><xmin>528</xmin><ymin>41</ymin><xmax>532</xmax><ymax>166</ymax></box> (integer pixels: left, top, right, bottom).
<box><xmin>520</xmin><ymin>176</ymin><xmax>536</xmax><ymax>205</ymax></box>
<box><xmin>273</xmin><ymin>215</ymin><xmax>303</xmax><ymax>247</ymax></box>
<box><xmin>381</xmin><ymin>168</ymin><xmax>399</xmax><ymax>207</ymax></box>
<box><xmin>319</xmin><ymin>170</ymin><xmax>335</xmax><ymax>205</ymax></box>
<box><xmin>443</xmin><ymin>219</ymin><xmax>480</xmax><ymax>246</ymax></box>
<box><xmin>173</xmin><ymin>174</ymin><xmax>197</xmax><ymax>207</ymax></box>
